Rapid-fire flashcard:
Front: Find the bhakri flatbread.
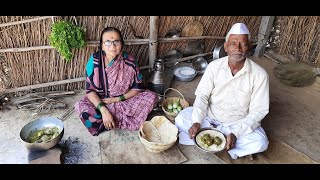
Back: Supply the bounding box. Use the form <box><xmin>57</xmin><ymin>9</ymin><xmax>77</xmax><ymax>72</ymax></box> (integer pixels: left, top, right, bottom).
<box><xmin>142</xmin><ymin>121</ymin><xmax>161</xmax><ymax>143</ymax></box>
<box><xmin>141</xmin><ymin>116</ymin><xmax>178</xmax><ymax>144</ymax></box>
<box><xmin>153</xmin><ymin>116</ymin><xmax>178</xmax><ymax>144</ymax></box>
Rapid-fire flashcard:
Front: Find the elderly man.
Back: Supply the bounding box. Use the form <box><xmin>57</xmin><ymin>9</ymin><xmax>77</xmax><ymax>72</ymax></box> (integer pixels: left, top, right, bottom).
<box><xmin>175</xmin><ymin>23</ymin><xmax>269</xmax><ymax>159</ymax></box>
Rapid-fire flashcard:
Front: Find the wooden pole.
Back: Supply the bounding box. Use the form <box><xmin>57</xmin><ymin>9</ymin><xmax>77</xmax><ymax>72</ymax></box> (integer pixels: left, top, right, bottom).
<box><xmin>149</xmin><ymin>16</ymin><xmax>159</xmax><ymax>69</ymax></box>
<box><xmin>0</xmin><ymin>52</ymin><xmax>214</xmax><ymax>94</ymax></box>
<box><xmin>0</xmin><ymin>46</ymin><xmax>54</xmax><ymax>53</ymax></box>
<box><xmin>139</xmin><ymin>52</ymin><xmax>213</xmax><ymax>70</ymax></box>
<box><xmin>254</xmin><ymin>16</ymin><xmax>275</xmax><ymax>57</ymax></box>
<box><xmin>0</xmin><ymin>40</ymin><xmax>148</xmax><ymax>53</ymax></box>
<box><xmin>0</xmin><ymin>36</ymin><xmax>230</xmax><ymax>53</ymax></box>
<box><xmin>0</xmin><ymin>16</ymin><xmax>58</xmax><ymax>28</ymax></box>
<box><xmin>159</xmin><ymin>36</ymin><xmax>225</xmax><ymax>42</ymax></box>
<box><xmin>0</xmin><ymin>77</ymin><xmax>85</xmax><ymax>94</ymax></box>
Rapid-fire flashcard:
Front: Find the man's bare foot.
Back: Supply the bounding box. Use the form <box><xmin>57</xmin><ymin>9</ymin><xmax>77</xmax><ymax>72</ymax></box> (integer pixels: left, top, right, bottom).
<box><xmin>245</xmin><ymin>154</ymin><xmax>254</xmax><ymax>161</ymax></box>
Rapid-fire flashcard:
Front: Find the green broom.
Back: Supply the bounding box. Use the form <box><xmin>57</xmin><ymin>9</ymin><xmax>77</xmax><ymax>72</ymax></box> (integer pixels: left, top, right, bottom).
<box><xmin>274</xmin><ymin>62</ymin><xmax>320</xmax><ymax>87</ymax></box>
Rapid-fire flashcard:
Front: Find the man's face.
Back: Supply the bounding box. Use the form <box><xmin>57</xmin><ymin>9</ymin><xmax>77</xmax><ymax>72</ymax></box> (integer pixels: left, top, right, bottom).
<box><xmin>224</xmin><ymin>34</ymin><xmax>250</xmax><ymax>63</ymax></box>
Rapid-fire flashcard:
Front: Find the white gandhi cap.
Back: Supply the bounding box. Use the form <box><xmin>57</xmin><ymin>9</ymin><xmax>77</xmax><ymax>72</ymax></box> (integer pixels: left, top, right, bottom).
<box><xmin>226</xmin><ymin>23</ymin><xmax>250</xmax><ymax>42</ymax></box>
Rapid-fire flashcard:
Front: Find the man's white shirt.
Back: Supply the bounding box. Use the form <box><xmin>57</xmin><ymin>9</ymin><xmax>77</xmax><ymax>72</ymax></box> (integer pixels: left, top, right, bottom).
<box><xmin>192</xmin><ymin>56</ymin><xmax>269</xmax><ymax>138</ymax></box>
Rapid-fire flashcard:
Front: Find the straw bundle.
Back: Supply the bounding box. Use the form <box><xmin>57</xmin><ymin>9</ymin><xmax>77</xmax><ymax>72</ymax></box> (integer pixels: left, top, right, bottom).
<box><xmin>274</xmin><ymin>62</ymin><xmax>320</xmax><ymax>87</ymax></box>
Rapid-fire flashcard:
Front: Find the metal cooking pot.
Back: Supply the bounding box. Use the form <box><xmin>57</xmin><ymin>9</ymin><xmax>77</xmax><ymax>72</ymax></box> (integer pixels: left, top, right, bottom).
<box><xmin>212</xmin><ymin>44</ymin><xmax>227</xmax><ymax>60</ymax></box>
<box><xmin>19</xmin><ymin>108</ymin><xmax>73</xmax><ymax>152</ymax></box>
<box><xmin>212</xmin><ymin>41</ymin><xmax>228</xmax><ymax>60</ymax></box>
<box><xmin>183</xmin><ymin>41</ymin><xmax>204</xmax><ymax>57</ymax></box>
<box><xmin>163</xmin><ymin>49</ymin><xmax>183</xmax><ymax>68</ymax></box>
<box><xmin>192</xmin><ymin>57</ymin><xmax>208</xmax><ymax>75</ymax></box>
<box><xmin>164</xmin><ymin>29</ymin><xmax>181</xmax><ymax>38</ymax></box>
<box><xmin>164</xmin><ymin>49</ymin><xmax>183</xmax><ymax>61</ymax></box>
<box><xmin>20</xmin><ymin>116</ymin><xmax>64</xmax><ymax>152</ymax></box>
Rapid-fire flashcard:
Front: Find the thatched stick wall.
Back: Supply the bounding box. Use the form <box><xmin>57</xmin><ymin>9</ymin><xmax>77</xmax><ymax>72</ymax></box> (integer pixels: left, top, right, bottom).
<box><xmin>269</xmin><ymin>16</ymin><xmax>320</xmax><ymax>67</ymax></box>
<box><xmin>0</xmin><ymin>16</ymin><xmax>262</xmax><ymax>94</ymax></box>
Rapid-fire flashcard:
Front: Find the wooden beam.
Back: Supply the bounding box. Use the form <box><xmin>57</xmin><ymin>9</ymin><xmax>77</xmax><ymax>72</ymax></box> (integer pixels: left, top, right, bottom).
<box><xmin>149</xmin><ymin>16</ymin><xmax>159</xmax><ymax>69</ymax></box>
<box><xmin>87</xmin><ymin>39</ymin><xmax>150</xmax><ymax>46</ymax></box>
<box><xmin>159</xmin><ymin>36</ymin><xmax>225</xmax><ymax>42</ymax></box>
<box><xmin>0</xmin><ymin>16</ymin><xmax>58</xmax><ymax>28</ymax></box>
<box><xmin>254</xmin><ymin>16</ymin><xmax>275</xmax><ymax>57</ymax></box>
<box><xmin>139</xmin><ymin>52</ymin><xmax>213</xmax><ymax>70</ymax></box>
<box><xmin>0</xmin><ymin>40</ymin><xmax>151</xmax><ymax>53</ymax></box>
<box><xmin>0</xmin><ymin>77</ymin><xmax>85</xmax><ymax>94</ymax></box>
<box><xmin>0</xmin><ymin>46</ymin><xmax>54</xmax><ymax>53</ymax></box>
<box><xmin>0</xmin><ymin>36</ymin><xmax>229</xmax><ymax>53</ymax></box>
<box><xmin>0</xmin><ymin>52</ymin><xmax>213</xmax><ymax>94</ymax></box>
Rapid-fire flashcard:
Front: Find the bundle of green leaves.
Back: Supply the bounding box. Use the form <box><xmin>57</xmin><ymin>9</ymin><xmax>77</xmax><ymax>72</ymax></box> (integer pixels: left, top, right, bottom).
<box><xmin>49</xmin><ymin>20</ymin><xmax>86</xmax><ymax>62</ymax></box>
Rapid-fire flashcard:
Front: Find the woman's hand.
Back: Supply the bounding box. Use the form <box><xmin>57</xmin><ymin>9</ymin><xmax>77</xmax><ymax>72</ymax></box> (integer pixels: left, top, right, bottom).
<box><xmin>100</xmin><ymin>107</ymin><xmax>115</xmax><ymax>130</ymax></box>
<box><xmin>101</xmin><ymin>97</ymin><xmax>118</xmax><ymax>105</ymax></box>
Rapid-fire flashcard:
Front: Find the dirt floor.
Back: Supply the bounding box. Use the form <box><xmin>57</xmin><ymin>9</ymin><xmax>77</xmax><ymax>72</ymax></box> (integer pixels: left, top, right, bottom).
<box><xmin>0</xmin><ymin>55</ymin><xmax>319</xmax><ymax>163</ymax></box>
<box><xmin>162</xmin><ymin>57</ymin><xmax>320</xmax><ymax>163</ymax></box>
<box><xmin>256</xmin><ymin>56</ymin><xmax>320</xmax><ymax>162</ymax></box>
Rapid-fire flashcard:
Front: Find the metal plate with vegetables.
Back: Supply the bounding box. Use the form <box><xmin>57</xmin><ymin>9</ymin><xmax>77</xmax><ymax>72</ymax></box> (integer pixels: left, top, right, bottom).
<box><xmin>194</xmin><ymin>128</ymin><xmax>226</xmax><ymax>153</ymax></box>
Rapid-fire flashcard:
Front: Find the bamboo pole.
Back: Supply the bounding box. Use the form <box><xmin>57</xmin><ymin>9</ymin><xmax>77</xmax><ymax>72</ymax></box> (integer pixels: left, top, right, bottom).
<box><xmin>0</xmin><ymin>16</ymin><xmax>58</xmax><ymax>28</ymax></box>
<box><xmin>139</xmin><ymin>52</ymin><xmax>213</xmax><ymax>70</ymax></box>
<box><xmin>0</xmin><ymin>52</ymin><xmax>214</xmax><ymax>94</ymax></box>
<box><xmin>0</xmin><ymin>77</ymin><xmax>85</xmax><ymax>94</ymax></box>
<box><xmin>0</xmin><ymin>46</ymin><xmax>54</xmax><ymax>53</ymax></box>
<box><xmin>149</xmin><ymin>16</ymin><xmax>159</xmax><ymax>69</ymax></box>
<box><xmin>0</xmin><ymin>36</ymin><xmax>230</xmax><ymax>53</ymax></box>
<box><xmin>159</xmin><ymin>36</ymin><xmax>225</xmax><ymax>42</ymax></box>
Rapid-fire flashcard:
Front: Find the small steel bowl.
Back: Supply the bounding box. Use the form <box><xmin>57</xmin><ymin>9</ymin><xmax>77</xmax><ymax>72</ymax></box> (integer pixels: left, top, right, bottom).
<box><xmin>192</xmin><ymin>57</ymin><xmax>208</xmax><ymax>75</ymax></box>
<box><xmin>20</xmin><ymin>116</ymin><xmax>64</xmax><ymax>152</ymax></box>
<box><xmin>174</xmin><ymin>66</ymin><xmax>197</xmax><ymax>82</ymax></box>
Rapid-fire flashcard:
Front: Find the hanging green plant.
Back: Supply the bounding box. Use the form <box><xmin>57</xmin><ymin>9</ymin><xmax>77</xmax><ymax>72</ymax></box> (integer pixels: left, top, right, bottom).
<box><xmin>49</xmin><ymin>20</ymin><xmax>86</xmax><ymax>62</ymax></box>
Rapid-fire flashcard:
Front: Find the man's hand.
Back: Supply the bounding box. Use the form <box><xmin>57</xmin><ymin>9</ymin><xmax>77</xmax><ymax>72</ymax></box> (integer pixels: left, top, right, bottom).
<box><xmin>226</xmin><ymin>133</ymin><xmax>237</xmax><ymax>150</ymax></box>
<box><xmin>188</xmin><ymin>123</ymin><xmax>201</xmax><ymax>139</ymax></box>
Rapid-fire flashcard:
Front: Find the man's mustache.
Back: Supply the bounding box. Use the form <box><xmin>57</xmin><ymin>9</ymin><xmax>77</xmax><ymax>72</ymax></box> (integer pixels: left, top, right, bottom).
<box><xmin>230</xmin><ymin>52</ymin><xmax>246</xmax><ymax>56</ymax></box>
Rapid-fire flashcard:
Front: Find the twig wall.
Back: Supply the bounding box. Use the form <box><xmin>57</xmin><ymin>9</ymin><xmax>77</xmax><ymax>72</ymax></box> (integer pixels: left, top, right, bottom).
<box><xmin>270</xmin><ymin>16</ymin><xmax>320</xmax><ymax>67</ymax></box>
<box><xmin>0</xmin><ymin>16</ymin><xmax>264</xmax><ymax>94</ymax></box>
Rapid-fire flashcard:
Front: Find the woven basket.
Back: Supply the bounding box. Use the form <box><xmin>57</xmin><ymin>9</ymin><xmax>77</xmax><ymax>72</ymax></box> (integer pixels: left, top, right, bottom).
<box><xmin>181</xmin><ymin>21</ymin><xmax>204</xmax><ymax>37</ymax></box>
<box><xmin>161</xmin><ymin>88</ymin><xmax>189</xmax><ymax>121</ymax></box>
<box><xmin>138</xmin><ymin>116</ymin><xmax>178</xmax><ymax>153</ymax></box>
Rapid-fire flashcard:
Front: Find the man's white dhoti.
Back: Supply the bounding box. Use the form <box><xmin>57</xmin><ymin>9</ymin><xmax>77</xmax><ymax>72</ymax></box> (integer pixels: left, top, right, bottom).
<box><xmin>175</xmin><ymin>107</ymin><xmax>269</xmax><ymax>159</ymax></box>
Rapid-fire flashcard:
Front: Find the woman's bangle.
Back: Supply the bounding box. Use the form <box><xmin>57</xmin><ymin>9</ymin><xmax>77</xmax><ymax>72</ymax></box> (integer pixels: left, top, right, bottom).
<box><xmin>118</xmin><ymin>95</ymin><xmax>125</xmax><ymax>101</ymax></box>
<box><xmin>97</xmin><ymin>102</ymin><xmax>105</xmax><ymax>111</ymax></box>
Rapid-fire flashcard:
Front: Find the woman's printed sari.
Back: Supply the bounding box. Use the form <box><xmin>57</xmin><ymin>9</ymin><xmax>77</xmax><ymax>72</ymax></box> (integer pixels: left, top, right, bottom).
<box><xmin>75</xmin><ymin>51</ymin><xmax>157</xmax><ymax>136</ymax></box>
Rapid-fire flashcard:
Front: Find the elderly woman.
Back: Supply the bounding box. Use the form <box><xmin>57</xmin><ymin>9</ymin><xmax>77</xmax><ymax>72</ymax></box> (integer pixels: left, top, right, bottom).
<box><xmin>75</xmin><ymin>27</ymin><xmax>157</xmax><ymax>136</ymax></box>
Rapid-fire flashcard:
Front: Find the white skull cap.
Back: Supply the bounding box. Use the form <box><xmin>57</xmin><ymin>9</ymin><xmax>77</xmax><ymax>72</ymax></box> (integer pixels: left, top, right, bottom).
<box><xmin>226</xmin><ymin>23</ymin><xmax>250</xmax><ymax>42</ymax></box>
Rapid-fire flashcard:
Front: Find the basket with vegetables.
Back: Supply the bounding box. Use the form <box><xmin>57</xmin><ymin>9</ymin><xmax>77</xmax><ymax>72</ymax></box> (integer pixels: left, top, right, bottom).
<box><xmin>161</xmin><ymin>88</ymin><xmax>189</xmax><ymax>121</ymax></box>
